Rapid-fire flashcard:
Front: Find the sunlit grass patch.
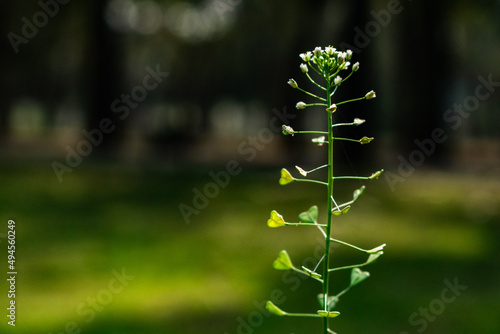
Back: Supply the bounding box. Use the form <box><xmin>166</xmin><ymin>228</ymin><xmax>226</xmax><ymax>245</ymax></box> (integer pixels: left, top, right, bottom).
<box><xmin>0</xmin><ymin>164</ymin><xmax>498</xmax><ymax>333</ymax></box>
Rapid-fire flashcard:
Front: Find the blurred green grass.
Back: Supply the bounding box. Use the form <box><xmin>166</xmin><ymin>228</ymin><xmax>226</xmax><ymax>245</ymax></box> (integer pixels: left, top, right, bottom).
<box><xmin>0</xmin><ymin>163</ymin><xmax>499</xmax><ymax>333</ymax></box>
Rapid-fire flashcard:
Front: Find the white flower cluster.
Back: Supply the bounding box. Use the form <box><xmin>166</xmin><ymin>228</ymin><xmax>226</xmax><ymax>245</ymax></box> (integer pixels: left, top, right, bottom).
<box><xmin>288</xmin><ymin>45</ymin><xmax>375</xmax><ymax>111</ymax></box>
<box><xmin>299</xmin><ymin>46</ymin><xmax>355</xmax><ymax>80</ymax></box>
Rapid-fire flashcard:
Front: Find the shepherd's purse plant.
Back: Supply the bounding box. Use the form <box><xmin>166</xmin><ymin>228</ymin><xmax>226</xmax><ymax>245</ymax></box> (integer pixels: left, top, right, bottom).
<box><xmin>265</xmin><ymin>46</ymin><xmax>386</xmax><ymax>334</ymax></box>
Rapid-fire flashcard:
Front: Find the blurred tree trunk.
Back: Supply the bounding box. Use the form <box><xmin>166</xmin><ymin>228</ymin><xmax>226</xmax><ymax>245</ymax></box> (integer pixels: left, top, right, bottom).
<box><xmin>0</xmin><ymin>1</ymin><xmax>15</xmax><ymax>138</ymax></box>
<box><xmin>393</xmin><ymin>1</ymin><xmax>453</xmax><ymax>164</ymax></box>
<box><xmin>84</xmin><ymin>0</ymin><xmax>123</xmax><ymax>154</ymax></box>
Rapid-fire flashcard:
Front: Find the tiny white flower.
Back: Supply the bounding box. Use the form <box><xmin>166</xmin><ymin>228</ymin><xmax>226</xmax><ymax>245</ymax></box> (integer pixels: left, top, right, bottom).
<box><xmin>300</xmin><ymin>52</ymin><xmax>312</xmax><ymax>62</ymax></box>
<box><xmin>300</xmin><ymin>63</ymin><xmax>308</xmax><ymax>73</ymax></box>
<box><xmin>365</xmin><ymin>90</ymin><xmax>376</xmax><ymax>99</ymax></box>
<box><xmin>325</xmin><ymin>46</ymin><xmax>335</xmax><ymax>56</ymax></box>
<box><xmin>353</xmin><ymin>62</ymin><xmax>360</xmax><ymax>72</ymax></box>
<box><xmin>334</xmin><ymin>76</ymin><xmax>342</xmax><ymax>85</ymax></box>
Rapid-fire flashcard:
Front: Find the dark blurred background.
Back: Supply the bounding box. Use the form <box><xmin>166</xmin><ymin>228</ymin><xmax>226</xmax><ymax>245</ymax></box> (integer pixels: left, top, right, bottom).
<box><xmin>0</xmin><ymin>0</ymin><xmax>499</xmax><ymax>333</ymax></box>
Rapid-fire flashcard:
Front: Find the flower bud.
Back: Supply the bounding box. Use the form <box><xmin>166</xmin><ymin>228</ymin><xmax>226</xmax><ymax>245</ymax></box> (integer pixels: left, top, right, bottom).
<box><xmin>365</xmin><ymin>90</ymin><xmax>376</xmax><ymax>99</ymax></box>
<box><xmin>282</xmin><ymin>124</ymin><xmax>295</xmax><ymax>136</ymax></box>
<box><xmin>312</xmin><ymin>136</ymin><xmax>326</xmax><ymax>146</ymax></box>
<box><xmin>334</xmin><ymin>76</ymin><xmax>342</xmax><ymax>85</ymax></box>
<box><xmin>346</xmin><ymin>49</ymin><xmax>353</xmax><ymax>60</ymax></box>
<box><xmin>359</xmin><ymin>136</ymin><xmax>374</xmax><ymax>144</ymax></box>
<box><xmin>353</xmin><ymin>118</ymin><xmax>365</xmax><ymax>125</ymax></box>
<box><xmin>313</xmin><ymin>47</ymin><xmax>322</xmax><ymax>58</ymax></box>
<box><xmin>287</xmin><ymin>79</ymin><xmax>298</xmax><ymax>89</ymax></box>
<box><xmin>326</xmin><ymin>103</ymin><xmax>337</xmax><ymax>113</ymax></box>
<box><xmin>369</xmin><ymin>169</ymin><xmax>384</xmax><ymax>179</ymax></box>
<box><xmin>325</xmin><ymin>46</ymin><xmax>335</xmax><ymax>56</ymax></box>
<box><xmin>352</xmin><ymin>62</ymin><xmax>360</xmax><ymax>72</ymax></box>
<box><xmin>295</xmin><ymin>165</ymin><xmax>307</xmax><ymax>176</ymax></box>
<box><xmin>300</xmin><ymin>63</ymin><xmax>308</xmax><ymax>73</ymax></box>
<box><xmin>296</xmin><ymin>102</ymin><xmax>306</xmax><ymax>109</ymax></box>
<box><xmin>337</xmin><ymin>52</ymin><xmax>346</xmax><ymax>66</ymax></box>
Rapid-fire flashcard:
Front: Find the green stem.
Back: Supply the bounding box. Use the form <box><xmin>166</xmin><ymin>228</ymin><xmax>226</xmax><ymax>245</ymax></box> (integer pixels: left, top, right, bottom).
<box><xmin>330</xmin><ymin>196</ymin><xmax>340</xmax><ymax>211</ymax></box>
<box><xmin>285</xmin><ymin>222</ymin><xmax>327</xmax><ymax>227</ymax></box>
<box><xmin>328</xmin><ymin>68</ymin><xmax>342</xmax><ymax>82</ymax></box>
<box><xmin>336</xmin><ymin>96</ymin><xmax>366</xmax><ymax>105</ymax></box>
<box><xmin>297</xmin><ymin>87</ymin><xmax>326</xmax><ymax>101</ymax></box>
<box><xmin>332</xmin><ymin>120</ymin><xmax>364</xmax><ymax>127</ymax></box>
<box><xmin>335</xmin><ymin>286</ymin><xmax>351</xmax><ymax>299</ymax></box>
<box><xmin>330</xmin><ymin>237</ymin><xmax>366</xmax><ymax>252</ymax></box>
<box><xmin>291</xmin><ymin>267</ymin><xmax>323</xmax><ymax>283</ymax></box>
<box><xmin>306</xmin><ymin>72</ymin><xmax>327</xmax><ymax>91</ymax></box>
<box><xmin>331</xmin><ymin>137</ymin><xmax>360</xmax><ymax>143</ymax></box>
<box><xmin>332</xmin><ymin>175</ymin><xmax>372</xmax><ymax>180</ymax></box>
<box><xmin>322</xmin><ymin>81</ymin><xmax>334</xmax><ymax>334</ymax></box>
<box><xmin>340</xmin><ymin>69</ymin><xmax>355</xmax><ymax>84</ymax></box>
<box><xmin>329</xmin><ymin>261</ymin><xmax>370</xmax><ymax>272</ymax></box>
<box><xmin>330</xmin><ymin>85</ymin><xmax>338</xmax><ymax>98</ymax></box>
<box><xmin>295</xmin><ymin>179</ymin><xmax>328</xmax><ymax>186</ymax></box>
<box><xmin>305</xmin><ymin>103</ymin><xmax>328</xmax><ymax>107</ymax></box>
<box><xmin>285</xmin><ymin>312</ymin><xmax>323</xmax><ymax>318</ymax></box>
<box><xmin>316</xmin><ymin>224</ymin><xmax>327</xmax><ymax>239</ymax></box>
<box><xmin>307</xmin><ymin>164</ymin><xmax>329</xmax><ymax>174</ymax></box>
<box><xmin>308</xmin><ymin>61</ymin><xmax>322</xmax><ymax>76</ymax></box>
<box><xmin>330</xmin><ymin>199</ymin><xmax>352</xmax><ymax>211</ymax></box>
<box><xmin>294</xmin><ymin>131</ymin><xmax>329</xmax><ymax>135</ymax></box>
